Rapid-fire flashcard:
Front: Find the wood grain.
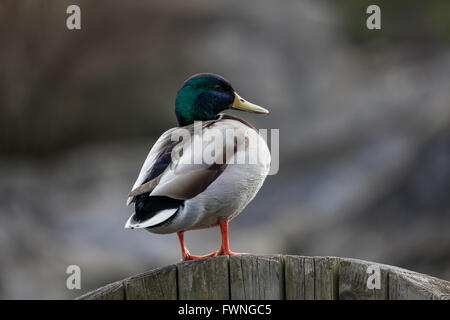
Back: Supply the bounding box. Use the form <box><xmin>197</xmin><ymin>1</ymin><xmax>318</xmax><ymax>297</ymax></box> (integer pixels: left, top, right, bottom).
<box><xmin>76</xmin><ymin>280</ymin><xmax>125</xmax><ymax>300</ymax></box>
<box><xmin>124</xmin><ymin>264</ymin><xmax>177</xmax><ymax>300</ymax></box>
<box><xmin>229</xmin><ymin>254</ymin><xmax>282</xmax><ymax>299</ymax></box>
<box><xmin>388</xmin><ymin>266</ymin><xmax>450</xmax><ymax>300</ymax></box>
<box><xmin>177</xmin><ymin>255</ymin><xmax>229</xmax><ymax>299</ymax></box>
<box><xmin>314</xmin><ymin>257</ymin><xmax>339</xmax><ymax>300</ymax></box>
<box><xmin>284</xmin><ymin>255</ymin><xmax>315</xmax><ymax>300</ymax></box>
<box><xmin>76</xmin><ymin>255</ymin><xmax>450</xmax><ymax>300</ymax></box>
<box><xmin>339</xmin><ymin>258</ymin><xmax>388</xmax><ymax>300</ymax></box>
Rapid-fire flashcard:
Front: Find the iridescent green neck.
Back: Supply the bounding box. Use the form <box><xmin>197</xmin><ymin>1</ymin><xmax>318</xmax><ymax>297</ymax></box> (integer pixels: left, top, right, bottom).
<box><xmin>175</xmin><ymin>86</ymin><xmax>214</xmax><ymax>126</ymax></box>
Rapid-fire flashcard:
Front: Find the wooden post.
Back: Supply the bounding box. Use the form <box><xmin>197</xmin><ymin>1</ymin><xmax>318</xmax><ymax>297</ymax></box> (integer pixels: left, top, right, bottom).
<box><xmin>76</xmin><ymin>255</ymin><xmax>450</xmax><ymax>300</ymax></box>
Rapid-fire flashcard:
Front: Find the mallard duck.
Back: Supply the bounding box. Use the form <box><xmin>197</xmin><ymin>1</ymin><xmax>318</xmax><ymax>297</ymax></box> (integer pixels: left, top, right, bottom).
<box><xmin>125</xmin><ymin>73</ymin><xmax>271</xmax><ymax>261</ymax></box>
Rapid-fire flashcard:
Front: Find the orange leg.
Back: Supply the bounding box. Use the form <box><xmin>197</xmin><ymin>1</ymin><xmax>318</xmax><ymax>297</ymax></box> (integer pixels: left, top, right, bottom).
<box><xmin>177</xmin><ymin>231</ymin><xmax>217</xmax><ymax>261</ymax></box>
<box><xmin>216</xmin><ymin>220</ymin><xmax>246</xmax><ymax>256</ymax></box>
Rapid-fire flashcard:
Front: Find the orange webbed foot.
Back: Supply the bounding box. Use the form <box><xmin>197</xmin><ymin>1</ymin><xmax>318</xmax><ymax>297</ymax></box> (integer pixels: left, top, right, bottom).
<box><xmin>181</xmin><ymin>250</ymin><xmax>217</xmax><ymax>261</ymax></box>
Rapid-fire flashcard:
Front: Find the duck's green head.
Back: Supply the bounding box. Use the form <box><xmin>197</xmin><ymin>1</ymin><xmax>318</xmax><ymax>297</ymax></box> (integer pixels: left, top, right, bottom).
<box><xmin>175</xmin><ymin>73</ymin><xmax>269</xmax><ymax>126</ymax></box>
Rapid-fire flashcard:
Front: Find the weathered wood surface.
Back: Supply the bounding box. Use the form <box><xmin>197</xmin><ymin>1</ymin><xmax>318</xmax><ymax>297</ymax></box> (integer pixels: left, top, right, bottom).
<box><xmin>178</xmin><ymin>255</ymin><xmax>229</xmax><ymax>299</ymax></box>
<box><xmin>229</xmin><ymin>255</ymin><xmax>283</xmax><ymax>299</ymax></box>
<box><xmin>339</xmin><ymin>258</ymin><xmax>389</xmax><ymax>300</ymax></box>
<box><xmin>77</xmin><ymin>255</ymin><xmax>450</xmax><ymax>300</ymax></box>
<box><xmin>124</xmin><ymin>264</ymin><xmax>177</xmax><ymax>300</ymax></box>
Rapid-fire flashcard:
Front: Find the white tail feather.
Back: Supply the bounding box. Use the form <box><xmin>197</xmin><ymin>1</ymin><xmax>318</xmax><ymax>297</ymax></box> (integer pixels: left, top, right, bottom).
<box><xmin>124</xmin><ymin>208</ymin><xmax>178</xmax><ymax>229</ymax></box>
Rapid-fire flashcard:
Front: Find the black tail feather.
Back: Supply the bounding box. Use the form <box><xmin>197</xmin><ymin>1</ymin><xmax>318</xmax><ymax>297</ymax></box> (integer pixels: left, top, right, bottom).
<box><xmin>134</xmin><ymin>194</ymin><xmax>184</xmax><ymax>223</ymax></box>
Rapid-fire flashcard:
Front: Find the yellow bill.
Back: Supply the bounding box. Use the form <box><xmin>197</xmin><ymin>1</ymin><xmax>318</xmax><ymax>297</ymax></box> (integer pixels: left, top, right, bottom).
<box><xmin>231</xmin><ymin>92</ymin><xmax>269</xmax><ymax>114</ymax></box>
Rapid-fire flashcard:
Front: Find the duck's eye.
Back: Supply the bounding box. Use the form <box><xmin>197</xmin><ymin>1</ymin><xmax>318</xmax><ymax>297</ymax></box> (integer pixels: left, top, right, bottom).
<box><xmin>214</xmin><ymin>85</ymin><xmax>223</xmax><ymax>91</ymax></box>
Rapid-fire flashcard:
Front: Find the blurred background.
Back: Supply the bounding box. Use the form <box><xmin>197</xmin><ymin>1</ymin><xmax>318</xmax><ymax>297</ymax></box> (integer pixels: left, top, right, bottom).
<box><xmin>1</xmin><ymin>0</ymin><xmax>449</xmax><ymax>299</ymax></box>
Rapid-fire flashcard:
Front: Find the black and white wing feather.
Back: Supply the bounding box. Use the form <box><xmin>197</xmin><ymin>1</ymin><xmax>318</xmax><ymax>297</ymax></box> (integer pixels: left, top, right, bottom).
<box><xmin>125</xmin><ymin>120</ymin><xmax>230</xmax><ymax>229</ymax></box>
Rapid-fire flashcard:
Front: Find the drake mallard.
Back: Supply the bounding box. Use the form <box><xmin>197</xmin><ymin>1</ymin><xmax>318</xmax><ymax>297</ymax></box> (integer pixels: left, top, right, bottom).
<box><xmin>125</xmin><ymin>73</ymin><xmax>271</xmax><ymax>261</ymax></box>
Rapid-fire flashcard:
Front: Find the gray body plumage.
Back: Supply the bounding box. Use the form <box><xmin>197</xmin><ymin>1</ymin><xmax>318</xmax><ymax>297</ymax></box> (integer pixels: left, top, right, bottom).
<box><xmin>125</xmin><ymin>115</ymin><xmax>271</xmax><ymax>234</ymax></box>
